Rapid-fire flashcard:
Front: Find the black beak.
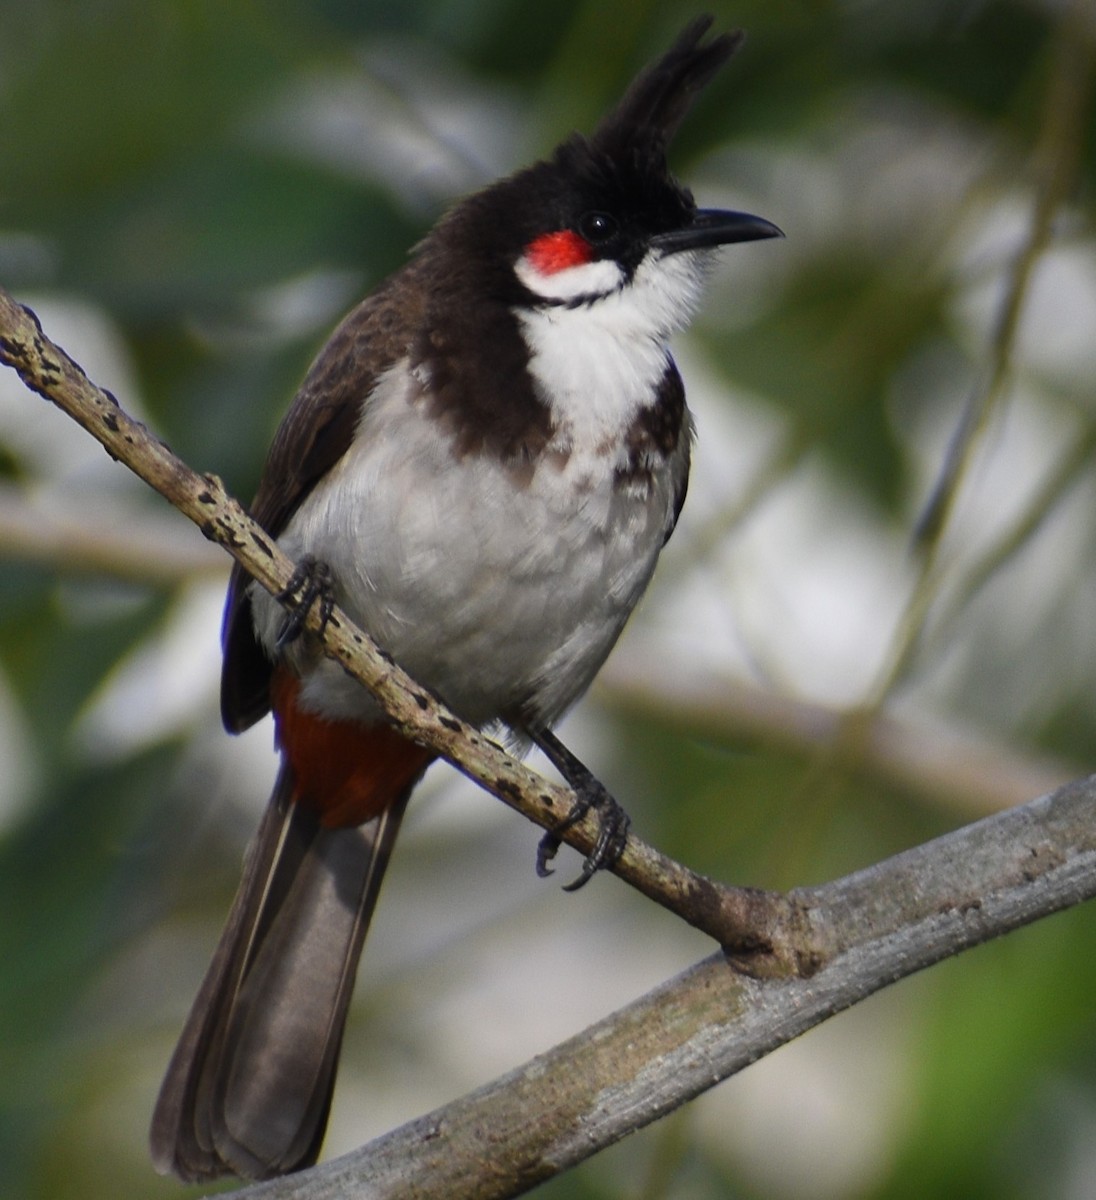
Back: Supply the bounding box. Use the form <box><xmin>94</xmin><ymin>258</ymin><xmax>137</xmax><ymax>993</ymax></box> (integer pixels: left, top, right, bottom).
<box><xmin>650</xmin><ymin>208</ymin><xmax>783</xmax><ymax>253</ymax></box>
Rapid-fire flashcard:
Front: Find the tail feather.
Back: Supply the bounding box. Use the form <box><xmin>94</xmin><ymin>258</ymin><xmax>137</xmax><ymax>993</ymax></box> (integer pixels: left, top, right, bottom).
<box><xmin>150</xmin><ymin>768</ymin><xmax>408</xmax><ymax>1182</ymax></box>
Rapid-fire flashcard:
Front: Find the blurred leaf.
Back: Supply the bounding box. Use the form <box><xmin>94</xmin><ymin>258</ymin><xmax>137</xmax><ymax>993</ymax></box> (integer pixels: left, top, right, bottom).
<box><xmin>0</xmin><ymin>1</ymin><xmax>307</xmax><ymax>208</ymax></box>
<box><xmin>880</xmin><ymin>907</ymin><xmax>1096</xmax><ymax>1199</ymax></box>
<box><xmin>704</xmin><ymin>254</ymin><xmax>952</xmax><ymax>510</ymax></box>
<box><xmin>0</xmin><ymin>579</ymin><xmax>170</xmax><ymax>748</ymax></box>
<box><xmin>0</xmin><ymin>743</ymin><xmax>184</xmax><ymax>1197</ymax></box>
<box><xmin>40</xmin><ymin>151</ymin><xmax>417</xmax><ymax>316</ymax></box>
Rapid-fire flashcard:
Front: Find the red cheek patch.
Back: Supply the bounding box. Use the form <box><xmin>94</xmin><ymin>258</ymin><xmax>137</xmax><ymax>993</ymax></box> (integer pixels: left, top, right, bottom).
<box><xmin>526</xmin><ymin>230</ymin><xmax>593</xmax><ymax>275</ymax></box>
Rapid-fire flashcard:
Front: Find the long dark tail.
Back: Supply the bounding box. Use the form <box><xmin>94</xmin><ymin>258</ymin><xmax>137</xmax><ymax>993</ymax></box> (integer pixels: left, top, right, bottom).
<box><xmin>150</xmin><ymin>767</ymin><xmax>408</xmax><ymax>1181</ymax></box>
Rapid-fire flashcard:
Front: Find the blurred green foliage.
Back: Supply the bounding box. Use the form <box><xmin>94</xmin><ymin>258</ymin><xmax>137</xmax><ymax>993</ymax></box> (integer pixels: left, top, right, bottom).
<box><xmin>1</xmin><ymin>1</ymin><xmax>1095</xmax><ymax>1197</ymax></box>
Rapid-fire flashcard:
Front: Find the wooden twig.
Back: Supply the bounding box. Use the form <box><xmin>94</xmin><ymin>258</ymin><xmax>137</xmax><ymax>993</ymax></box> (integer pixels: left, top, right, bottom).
<box><xmin>0</xmin><ymin>284</ymin><xmax>803</xmax><ymax>962</ymax></box>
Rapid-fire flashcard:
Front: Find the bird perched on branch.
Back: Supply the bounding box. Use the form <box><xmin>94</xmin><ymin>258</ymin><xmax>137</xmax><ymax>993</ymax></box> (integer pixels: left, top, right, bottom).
<box><xmin>151</xmin><ymin>15</ymin><xmax>780</xmax><ymax>1181</ymax></box>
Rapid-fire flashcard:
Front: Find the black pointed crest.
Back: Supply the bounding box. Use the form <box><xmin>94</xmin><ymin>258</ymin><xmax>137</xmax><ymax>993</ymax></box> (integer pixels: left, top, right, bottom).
<box><xmin>590</xmin><ymin>17</ymin><xmax>743</xmax><ymax>165</ymax></box>
<box><xmin>419</xmin><ymin>17</ymin><xmax>749</xmax><ymax>301</ymax></box>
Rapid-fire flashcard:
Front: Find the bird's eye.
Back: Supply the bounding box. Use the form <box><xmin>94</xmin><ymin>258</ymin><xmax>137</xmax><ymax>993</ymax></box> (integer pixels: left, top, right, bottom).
<box><xmin>578</xmin><ymin>212</ymin><xmax>618</xmax><ymax>243</ymax></box>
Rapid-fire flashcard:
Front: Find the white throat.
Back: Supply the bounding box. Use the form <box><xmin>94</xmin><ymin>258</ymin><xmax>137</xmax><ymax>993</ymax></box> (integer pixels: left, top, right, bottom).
<box><xmin>514</xmin><ymin>248</ymin><xmax>710</xmax><ymax>446</ymax></box>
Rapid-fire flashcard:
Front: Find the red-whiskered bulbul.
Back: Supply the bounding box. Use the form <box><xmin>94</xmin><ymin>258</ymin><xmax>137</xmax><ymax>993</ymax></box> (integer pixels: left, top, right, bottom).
<box><xmin>150</xmin><ymin>16</ymin><xmax>781</xmax><ymax>1182</ymax></box>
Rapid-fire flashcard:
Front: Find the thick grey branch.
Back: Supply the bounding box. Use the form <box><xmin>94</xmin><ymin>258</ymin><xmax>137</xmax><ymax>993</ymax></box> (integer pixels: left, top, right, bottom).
<box><xmin>228</xmin><ymin>774</ymin><xmax>1096</xmax><ymax>1200</ymax></box>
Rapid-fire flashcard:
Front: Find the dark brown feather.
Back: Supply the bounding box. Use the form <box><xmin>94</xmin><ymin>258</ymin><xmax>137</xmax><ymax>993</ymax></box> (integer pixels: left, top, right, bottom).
<box><xmin>150</xmin><ymin>769</ymin><xmax>411</xmax><ymax>1181</ymax></box>
<box><xmin>611</xmin><ymin>362</ymin><xmax>690</xmax><ymax>541</ymax></box>
<box><xmin>220</xmin><ymin>258</ymin><xmax>434</xmax><ymax>732</ymax></box>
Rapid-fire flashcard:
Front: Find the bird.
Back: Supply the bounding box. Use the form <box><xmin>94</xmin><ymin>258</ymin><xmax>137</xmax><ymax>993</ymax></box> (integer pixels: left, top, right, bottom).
<box><xmin>150</xmin><ymin>15</ymin><xmax>781</xmax><ymax>1182</ymax></box>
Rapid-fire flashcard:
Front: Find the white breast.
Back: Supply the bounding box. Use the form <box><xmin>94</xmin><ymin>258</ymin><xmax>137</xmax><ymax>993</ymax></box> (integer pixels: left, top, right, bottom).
<box><xmin>250</xmin><ymin>309</ymin><xmax>687</xmax><ymax>733</ymax></box>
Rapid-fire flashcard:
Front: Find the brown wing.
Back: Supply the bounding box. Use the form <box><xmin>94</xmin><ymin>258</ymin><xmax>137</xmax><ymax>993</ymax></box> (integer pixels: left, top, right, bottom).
<box><xmin>221</xmin><ymin>263</ymin><xmax>428</xmax><ymax>733</ymax></box>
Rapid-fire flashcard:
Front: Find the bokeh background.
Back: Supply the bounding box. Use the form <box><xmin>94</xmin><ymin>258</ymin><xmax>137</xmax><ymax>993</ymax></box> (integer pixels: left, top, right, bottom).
<box><xmin>2</xmin><ymin>1</ymin><xmax>1096</xmax><ymax>1197</ymax></box>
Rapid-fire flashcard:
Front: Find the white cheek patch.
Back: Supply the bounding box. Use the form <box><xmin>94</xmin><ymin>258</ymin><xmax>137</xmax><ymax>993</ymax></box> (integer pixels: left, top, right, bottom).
<box><xmin>514</xmin><ymin>252</ymin><xmax>626</xmax><ymax>302</ymax></box>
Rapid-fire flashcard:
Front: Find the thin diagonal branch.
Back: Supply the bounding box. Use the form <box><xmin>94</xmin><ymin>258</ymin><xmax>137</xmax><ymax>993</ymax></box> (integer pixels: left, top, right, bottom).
<box><xmin>0</xmin><ymin>283</ymin><xmax>801</xmax><ymax>963</ymax></box>
<box><xmin>914</xmin><ymin>0</ymin><xmax>1095</xmax><ymax>555</ymax></box>
<box><xmin>871</xmin><ymin>1</ymin><xmax>1096</xmax><ymax>709</ymax></box>
<box><xmin>931</xmin><ymin>418</ymin><xmax>1096</xmax><ymax>643</ymax></box>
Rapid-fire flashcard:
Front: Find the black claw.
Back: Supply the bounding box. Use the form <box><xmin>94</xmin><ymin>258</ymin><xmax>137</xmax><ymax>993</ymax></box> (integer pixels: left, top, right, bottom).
<box><xmin>561</xmin><ymin>859</ymin><xmax>598</xmax><ymax>894</ymax></box>
<box><xmin>535</xmin><ymin>831</ymin><xmax>561</xmax><ymax>878</ymax></box>
<box><xmin>529</xmin><ymin>727</ymin><xmax>631</xmax><ymax>890</ymax></box>
<box><xmin>535</xmin><ymin>791</ymin><xmax>593</xmax><ymax>879</ymax></box>
<box><xmin>560</xmin><ymin>796</ymin><xmax>630</xmax><ymax>891</ymax></box>
<box><xmin>276</xmin><ymin>554</ymin><xmax>336</xmax><ymax>648</ymax></box>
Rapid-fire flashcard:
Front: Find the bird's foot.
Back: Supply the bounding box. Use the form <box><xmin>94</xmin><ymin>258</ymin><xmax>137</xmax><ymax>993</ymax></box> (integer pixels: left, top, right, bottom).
<box><xmin>275</xmin><ymin>554</ymin><xmax>336</xmax><ymax>648</ymax></box>
<box><xmin>532</xmin><ymin>727</ymin><xmax>631</xmax><ymax>892</ymax></box>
